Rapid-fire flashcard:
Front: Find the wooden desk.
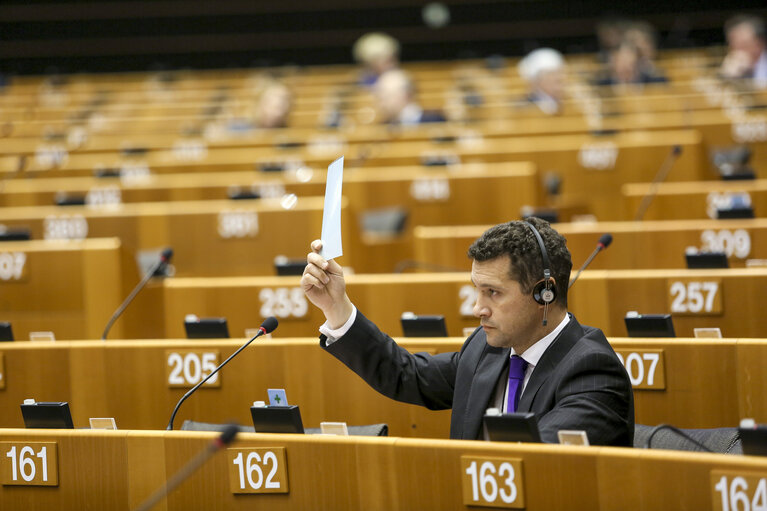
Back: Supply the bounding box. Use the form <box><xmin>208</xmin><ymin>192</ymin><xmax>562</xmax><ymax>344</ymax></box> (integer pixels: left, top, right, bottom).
<box><xmin>413</xmin><ymin>218</ymin><xmax>767</xmax><ymax>272</ymax></box>
<box><xmin>623</xmin><ymin>179</ymin><xmax>767</xmax><ymax>221</ymax></box>
<box><xmin>1</xmin><ymin>130</ymin><xmax>702</xmax><ymax>221</ymax></box>
<box><xmin>0</xmin><ymin>238</ymin><xmax>129</xmax><ymax>341</ymax></box>
<box><xmin>160</xmin><ymin>268</ymin><xmax>767</xmax><ymax>339</ymax></box>
<box><xmin>0</xmin><ymin>197</ymin><xmax>343</xmax><ymax>278</ymax></box>
<box><xmin>1</xmin><ymin>429</ymin><xmax>766</xmax><ymax>511</ymax></box>
<box><xmin>0</xmin><ymin>338</ymin><xmax>762</xmax><ymax>432</ymax></box>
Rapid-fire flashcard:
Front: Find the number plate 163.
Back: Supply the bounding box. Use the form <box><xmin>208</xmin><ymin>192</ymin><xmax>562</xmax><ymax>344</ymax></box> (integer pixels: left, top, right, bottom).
<box><xmin>461</xmin><ymin>456</ymin><xmax>524</xmax><ymax>508</ymax></box>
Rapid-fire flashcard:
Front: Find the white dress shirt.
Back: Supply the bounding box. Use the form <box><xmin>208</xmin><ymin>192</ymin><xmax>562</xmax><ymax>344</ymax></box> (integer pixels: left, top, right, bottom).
<box><xmin>502</xmin><ymin>314</ymin><xmax>570</xmax><ymax>412</ymax></box>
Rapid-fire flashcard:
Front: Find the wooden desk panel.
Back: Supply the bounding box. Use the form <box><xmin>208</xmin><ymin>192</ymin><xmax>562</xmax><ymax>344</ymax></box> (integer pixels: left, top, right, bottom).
<box><xmin>0</xmin><ymin>339</ymin><xmax>455</xmax><ymax>435</ymax></box>
<box><xmin>2</xmin><ymin>429</ymin><xmax>767</xmax><ymax>511</ymax></box>
<box><xmin>0</xmin><ymin>198</ymin><xmax>341</xmax><ymax>278</ymax></box>
<box><xmin>1</xmin><ymin>337</ymin><xmax>752</xmax><ymax>432</ymax></box>
<box><xmin>5</xmin><ymin>130</ymin><xmax>702</xmax><ymax>221</ymax></box>
<box><xmin>413</xmin><ymin>219</ymin><xmax>767</xmax><ymax>272</ymax></box>
<box><xmin>623</xmin><ymin>179</ymin><xmax>767</xmax><ymax>221</ymax></box>
<box><xmin>162</xmin><ymin>268</ymin><xmax>767</xmax><ymax>340</ymax></box>
<box><xmin>0</xmin><ymin>238</ymin><xmax>127</xmax><ymax>340</ymax></box>
<box><xmin>569</xmin><ymin>268</ymin><xmax>767</xmax><ymax>338</ymax></box>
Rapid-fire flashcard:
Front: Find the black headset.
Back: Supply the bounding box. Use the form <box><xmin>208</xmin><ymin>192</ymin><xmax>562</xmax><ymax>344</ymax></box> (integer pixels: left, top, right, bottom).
<box><xmin>523</xmin><ymin>222</ymin><xmax>557</xmax><ymax>324</ymax></box>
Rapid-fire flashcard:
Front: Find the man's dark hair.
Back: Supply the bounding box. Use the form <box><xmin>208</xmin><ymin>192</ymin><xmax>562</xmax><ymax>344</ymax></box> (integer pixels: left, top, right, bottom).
<box><xmin>467</xmin><ymin>218</ymin><xmax>573</xmax><ymax>306</ymax></box>
<box><xmin>725</xmin><ymin>14</ymin><xmax>766</xmax><ymax>41</ymax></box>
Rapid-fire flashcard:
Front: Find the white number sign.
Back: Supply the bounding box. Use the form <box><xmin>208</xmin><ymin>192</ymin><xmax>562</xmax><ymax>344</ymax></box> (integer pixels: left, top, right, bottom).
<box><xmin>732</xmin><ymin>118</ymin><xmax>767</xmax><ymax>143</ymax></box>
<box><xmin>705</xmin><ymin>192</ymin><xmax>751</xmax><ymax>220</ymax></box>
<box><xmin>228</xmin><ymin>448</ymin><xmax>288</xmax><ymax>494</ymax></box>
<box><xmin>34</xmin><ymin>144</ymin><xmax>69</xmax><ymax>168</ymax></box>
<box><xmin>614</xmin><ymin>349</ymin><xmax>666</xmax><ymax>389</ymax></box>
<box><xmin>86</xmin><ymin>186</ymin><xmax>122</xmax><ymax>207</ymax></box>
<box><xmin>2</xmin><ymin>442</ymin><xmax>58</xmax><ymax>486</ymax></box>
<box><xmin>172</xmin><ymin>139</ymin><xmax>208</xmax><ymax>161</ymax></box>
<box><xmin>461</xmin><ymin>456</ymin><xmax>524</xmax><ymax>508</ymax></box>
<box><xmin>43</xmin><ymin>214</ymin><xmax>88</xmax><ymax>240</ymax></box>
<box><xmin>459</xmin><ymin>285</ymin><xmax>478</xmax><ymax>317</ymax></box>
<box><xmin>668</xmin><ymin>279</ymin><xmax>722</xmax><ymax>315</ymax></box>
<box><xmin>218</xmin><ymin>210</ymin><xmax>259</xmax><ymax>238</ymax></box>
<box><xmin>578</xmin><ymin>142</ymin><xmax>618</xmax><ymax>170</ymax></box>
<box><xmin>259</xmin><ymin>287</ymin><xmax>308</xmax><ymax>319</ymax></box>
<box><xmin>713</xmin><ymin>472</ymin><xmax>767</xmax><ymax>511</ymax></box>
<box><xmin>700</xmin><ymin>229</ymin><xmax>751</xmax><ymax>259</ymax></box>
<box><xmin>410</xmin><ymin>178</ymin><xmax>451</xmax><ymax>201</ymax></box>
<box><xmin>0</xmin><ymin>252</ymin><xmax>26</xmax><ymax>281</ymax></box>
<box><xmin>166</xmin><ymin>351</ymin><xmax>220</xmax><ymax>388</ymax></box>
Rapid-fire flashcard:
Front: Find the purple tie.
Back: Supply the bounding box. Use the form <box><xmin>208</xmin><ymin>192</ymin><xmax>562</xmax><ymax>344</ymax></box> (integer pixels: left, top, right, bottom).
<box><xmin>506</xmin><ymin>355</ymin><xmax>528</xmax><ymax>413</ymax></box>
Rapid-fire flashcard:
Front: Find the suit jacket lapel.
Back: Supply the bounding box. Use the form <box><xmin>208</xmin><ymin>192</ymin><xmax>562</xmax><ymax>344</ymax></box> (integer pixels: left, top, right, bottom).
<box><xmin>517</xmin><ymin>316</ymin><xmax>582</xmax><ymax>412</ymax></box>
<box><xmin>462</xmin><ymin>343</ymin><xmax>509</xmax><ymax>439</ymax></box>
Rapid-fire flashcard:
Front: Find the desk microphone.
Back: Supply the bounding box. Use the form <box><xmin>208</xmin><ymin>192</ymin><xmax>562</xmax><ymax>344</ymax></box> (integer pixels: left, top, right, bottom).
<box><xmin>166</xmin><ymin>316</ymin><xmax>278</xmax><ymax>431</ymax></box>
<box><xmin>132</xmin><ymin>423</ymin><xmax>239</xmax><ymax>511</ymax></box>
<box><xmin>569</xmin><ymin>233</ymin><xmax>612</xmax><ymax>288</ymax></box>
<box><xmin>634</xmin><ymin>145</ymin><xmax>683</xmax><ymax>221</ymax></box>
<box><xmin>101</xmin><ymin>248</ymin><xmax>173</xmax><ymax>340</ymax></box>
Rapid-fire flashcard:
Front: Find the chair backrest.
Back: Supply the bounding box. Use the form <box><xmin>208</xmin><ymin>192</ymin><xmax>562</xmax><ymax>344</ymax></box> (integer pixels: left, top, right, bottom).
<box><xmin>634</xmin><ymin>424</ymin><xmax>742</xmax><ymax>454</ymax></box>
<box><xmin>181</xmin><ymin>420</ymin><xmax>388</xmax><ymax>437</ymax></box>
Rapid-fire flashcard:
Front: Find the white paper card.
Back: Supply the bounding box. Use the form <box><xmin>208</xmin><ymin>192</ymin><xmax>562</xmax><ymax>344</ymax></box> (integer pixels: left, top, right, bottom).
<box><xmin>320</xmin><ymin>156</ymin><xmax>344</xmax><ymax>260</ymax></box>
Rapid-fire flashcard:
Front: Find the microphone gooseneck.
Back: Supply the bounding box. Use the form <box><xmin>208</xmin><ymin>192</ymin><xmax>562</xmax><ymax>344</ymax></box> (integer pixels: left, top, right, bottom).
<box><xmin>569</xmin><ymin>233</ymin><xmax>612</xmax><ymax>288</ymax></box>
<box><xmin>101</xmin><ymin>247</ymin><xmax>173</xmax><ymax>340</ymax></box>
<box><xmin>132</xmin><ymin>423</ymin><xmax>239</xmax><ymax>511</ymax></box>
<box><xmin>634</xmin><ymin>145</ymin><xmax>683</xmax><ymax>221</ymax></box>
<box><xmin>165</xmin><ymin>316</ymin><xmax>278</xmax><ymax>431</ymax></box>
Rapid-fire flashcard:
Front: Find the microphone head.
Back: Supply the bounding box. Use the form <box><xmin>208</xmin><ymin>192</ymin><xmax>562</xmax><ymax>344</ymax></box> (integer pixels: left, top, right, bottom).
<box><xmin>672</xmin><ymin>145</ymin><xmax>682</xmax><ymax>156</ymax></box>
<box><xmin>598</xmin><ymin>233</ymin><xmax>613</xmax><ymax>249</ymax></box>
<box><xmin>260</xmin><ymin>316</ymin><xmax>278</xmax><ymax>334</ymax></box>
<box><xmin>216</xmin><ymin>423</ymin><xmax>239</xmax><ymax>447</ymax></box>
<box><xmin>160</xmin><ymin>247</ymin><xmax>174</xmax><ymax>263</ymax></box>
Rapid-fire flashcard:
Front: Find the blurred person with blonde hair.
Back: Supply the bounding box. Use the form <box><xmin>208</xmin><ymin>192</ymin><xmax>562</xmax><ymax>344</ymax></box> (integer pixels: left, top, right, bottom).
<box><xmin>353</xmin><ymin>32</ymin><xmax>401</xmax><ymax>86</ymax></box>
<box><xmin>517</xmin><ymin>48</ymin><xmax>567</xmax><ymax>115</ymax></box>
<box><xmin>374</xmin><ymin>69</ymin><xmax>445</xmax><ymax>125</ymax></box>
<box><xmin>255</xmin><ymin>81</ymin><xmax>292</xmax><ymax>129</ymax></box>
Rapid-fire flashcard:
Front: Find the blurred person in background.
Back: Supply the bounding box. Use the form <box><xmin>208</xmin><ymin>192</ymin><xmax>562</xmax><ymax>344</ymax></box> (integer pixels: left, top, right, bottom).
<box><xmin>596</xmin><ymin>41</ymin><xmax>668</xmax><ymax>86</ymax></box>
<box><xmin>374</xmin><ymin>69</ymin><xmax>446</xmax><ymax>125</ymax></box>
<box><xmin>624</xmin><ymin>21</ymin><xmax>667</xmax><ymax>82</ymax></box>
<box><xmin>721</xmin><ymin>14</ymin><xmax>767</xmax><ymax>88</ymax></box>
<box><xmin>596</xmin><ymin>17</ymin><xmax>630</xmax><ymax>63</ymax></box>
<box><xmin>353</xmin><ymin>32</ymin><xmax>401</xmax><ymax>87</ymax></box>
<box><xmin>517</xmin><ymin>48</ymin><xmax>567</xmax><ymax>115</ymax></box>
<box><xmin>255</xmin><ymin>81</ymin><xmax>293</xmax><ymax>129</ymax></box>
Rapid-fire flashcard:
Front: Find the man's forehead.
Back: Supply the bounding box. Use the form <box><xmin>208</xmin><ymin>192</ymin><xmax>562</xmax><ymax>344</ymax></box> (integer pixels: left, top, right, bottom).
<box><xmin>471</xmin><ymin>256</ymin><xmax>514</xmax><ymax>282</ymax></box>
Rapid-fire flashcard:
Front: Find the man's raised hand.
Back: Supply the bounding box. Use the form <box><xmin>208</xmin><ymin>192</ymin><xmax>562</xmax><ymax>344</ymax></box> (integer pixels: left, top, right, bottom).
<box><xmin>301</xmin><ymin>240</ymin><xmax>354</xmax><ymax>328</ymax></box>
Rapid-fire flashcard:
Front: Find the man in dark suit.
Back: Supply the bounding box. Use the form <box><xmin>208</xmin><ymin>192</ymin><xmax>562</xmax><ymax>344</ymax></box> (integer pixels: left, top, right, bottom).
<box><xmin>301</xmin><ymin>218</ymin><xmax>634</xmax><ymax>446</ymax></box>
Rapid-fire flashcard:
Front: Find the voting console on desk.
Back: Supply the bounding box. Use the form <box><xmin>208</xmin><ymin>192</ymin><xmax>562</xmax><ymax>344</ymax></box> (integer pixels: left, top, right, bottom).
<box><xmin>250</xmin><ymin>405</ymin><xmax>304</xmax><ymax>434</ymax></box>
<box><xmin>21</xmin><ymin>402</ymin><xmax>74</xmax><ymax>429</ymax></box>
<box><xmin>483</xmin><ymin>412</ymin><xmax>542</xmax><ymax>443</ymax></box>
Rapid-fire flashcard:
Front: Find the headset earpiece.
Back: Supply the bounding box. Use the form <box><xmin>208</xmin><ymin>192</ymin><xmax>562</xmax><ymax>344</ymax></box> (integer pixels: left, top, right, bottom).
<box><xmin>532</xmin><ymin>279</ymin><xmax>557</xmax><ymax>305</ymax></box>
<box><xmin>524</xmin><ymin>221</ymin><xmax>557</xmax><ymax>325</ymax></box>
